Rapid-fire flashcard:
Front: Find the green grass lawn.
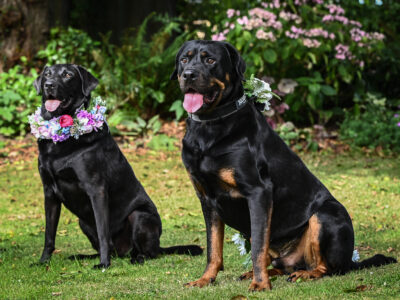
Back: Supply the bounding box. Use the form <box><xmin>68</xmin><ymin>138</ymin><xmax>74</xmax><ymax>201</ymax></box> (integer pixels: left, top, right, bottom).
<box><xmin>0</xmin><ymin>145</ymin><xmax>399</xmax><ymax>299</ymax></box>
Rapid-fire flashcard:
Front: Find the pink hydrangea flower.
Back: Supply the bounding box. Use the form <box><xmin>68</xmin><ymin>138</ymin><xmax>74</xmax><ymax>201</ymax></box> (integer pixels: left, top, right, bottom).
<box><xmin>326</xmin><ymin>4</ymin><xmax>345</xmax><ymax>15</ymax></box>
<box><xmin>256</xmin><ymin>29</ymin><xmax>276</xmax><ymax>41</ymax></box>
<box><xmin>335</xmin><ymin>44</ymin><xmax>354</xmax><ymax>60</ymax></box>
<box><xmin>302</xmin><ymin>38</ymin><xmax>321</xmax><ymax>48</ymax></box>
<box><xmin>211</xmin><ymin>33</ymin><xmax>226</xmax><ymax>41</ymax></box>
<box><xmin>237</xmin><ymin>16</ymin><xmax>249</xmax><ymax>26</ymax></box>
<box><xmin>227</xmin><ymin>9</ymin><xmax>236</xmax><ymax>18</ymax></box>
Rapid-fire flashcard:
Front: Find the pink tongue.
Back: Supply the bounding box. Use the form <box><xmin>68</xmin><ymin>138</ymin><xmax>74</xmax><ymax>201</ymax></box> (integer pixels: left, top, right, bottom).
<box><xmin>183</xmin><ymin>93</ymin><xmax>204</xmax><ymax>113</ymax></box>
<box><xmin>45</xmin><ymin>100</ymin><xmax>61</xmax><ymax>112</ymax></box>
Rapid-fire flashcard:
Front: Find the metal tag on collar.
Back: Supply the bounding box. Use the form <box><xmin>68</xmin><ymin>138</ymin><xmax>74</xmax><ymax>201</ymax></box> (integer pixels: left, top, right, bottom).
<box><xmin>235</xmin><ymin>95</ymin><xmax>247</xmax><ymax>109</ymax></box>
<box><xmin>189</xmin><ymin>113</ymin><xmax>201</xmax><ymax>122</ymax></box>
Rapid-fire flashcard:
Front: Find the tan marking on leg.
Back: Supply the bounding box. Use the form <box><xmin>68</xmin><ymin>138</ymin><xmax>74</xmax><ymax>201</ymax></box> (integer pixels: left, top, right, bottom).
<box><xmin>268</xmin><ymin>268</ymin><xmax>285</xmax><ymax>276</ymax></box>
<box><xmin>281</xmin><ymin>233</ymin><xmax>307</xmax><ymax>270</ymax></box>
<box><xmin>239</xmin><ymin>270</ymin><xmax>253</xmax><ymax>281</ymax></box>
<box><xmin>229</xmin><ymin>189</ymin><xmax>243</xmax><ymax>198</ymax></box>
<box><xmin>187</xmin><ymin>172</ymin><xmax>206</xmax><ymax>198</ymax></box>
<box><xmin>225</xmin><ymin>73</ymin><xmax>230</xmax><ymax>82</ymax></box>
<box><xmin>268</xmin><ymin>248</ymin><xmax>279</xmax><ymax>259</ymax></box>
<box><xmin>288</xmin><ymin>214</ymin><xmax>328</xmax><ymax>282</ymax></box>
<box><xmin>249</xmin><ymin>206</ymin><xmax>273</xmax><ymax>291</ymax></box>
<box><xmin>185</xmin><ymin>219</ymin><xmax>224</xmax><ymax>288</ymax></box>
<box><xmin>240</xmin><ymin>268</ymin><xmax>284</xmax><ymax>281</ymax></box>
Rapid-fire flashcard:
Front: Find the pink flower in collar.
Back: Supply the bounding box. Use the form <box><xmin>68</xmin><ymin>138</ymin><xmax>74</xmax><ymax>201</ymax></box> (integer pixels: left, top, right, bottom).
<box><xmin>59</xmin><ymin>115</ymin><xmax>74</xmax><ymax>127</ymax></box>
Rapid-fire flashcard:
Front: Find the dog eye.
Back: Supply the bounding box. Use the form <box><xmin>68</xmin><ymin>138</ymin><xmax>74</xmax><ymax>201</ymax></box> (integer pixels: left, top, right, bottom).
<box><xmin>63</xmin><ymin>73</ymin><xmax>72</xmax><ymax>79</ymax></box>
<box><xmin>206</xmin><ymin>58</ymin><xmax>215</xmax><ymax>65</ymax></box>
<box><xmin>181</xmin><ymin>58</ymin><xmax>188</xmax><ymax>64</ymax></box>
<box><xmin>44</xmin><ymin>72</ymin><xmax>51</xmax><ymax>77</ymax></box>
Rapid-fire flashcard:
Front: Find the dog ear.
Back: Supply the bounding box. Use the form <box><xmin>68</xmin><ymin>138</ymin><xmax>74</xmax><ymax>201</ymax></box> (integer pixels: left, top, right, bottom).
<box><xmin>33</xmin><ymin>66</ymin><xmax>47</xmax><ymax>95</ymax></box>
<box><xmin>222</xmin><ymin>42</ymin><xmax>246</xmax><ymax>82</ymax></box>
<box><xmin>73</xmin><ymin>65</ymin><xmax>99</xmax><ymax>96</ymax></box>
<box><xmin>170</xmin><ymin>41</ymin><xmax>189</xmax><ymax>80</ymax></box>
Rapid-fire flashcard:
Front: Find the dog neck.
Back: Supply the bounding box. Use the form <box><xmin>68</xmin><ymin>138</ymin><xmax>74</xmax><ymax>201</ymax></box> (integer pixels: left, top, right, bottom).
<box><xmin>188</xmin><ymin>94</ymin><xmax>247</xmax><ymax>123</ymax></box>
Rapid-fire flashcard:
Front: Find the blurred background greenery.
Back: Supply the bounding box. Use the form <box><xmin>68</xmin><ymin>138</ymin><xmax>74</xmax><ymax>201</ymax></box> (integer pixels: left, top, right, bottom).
<box><xmin>0</xmin><ymin>0</ymin><xmax>399</xmax><ymax>151</ymax></box>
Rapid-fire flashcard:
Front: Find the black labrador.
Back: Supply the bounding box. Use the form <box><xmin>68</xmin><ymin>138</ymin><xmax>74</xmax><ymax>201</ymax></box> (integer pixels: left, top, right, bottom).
<box><xmin>33</xmin><ymin>64</ymin><xmax>202</xmax><ymax>268</ymax></box>
<box><xmin>171</xmin><ymin>40</ymin><xmax>396</xmax><ymax>291</ymax></box>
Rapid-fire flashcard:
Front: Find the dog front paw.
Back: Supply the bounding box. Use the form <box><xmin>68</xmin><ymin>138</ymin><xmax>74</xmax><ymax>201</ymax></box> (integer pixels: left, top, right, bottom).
<box><xmin>30</xmin><ymin>260</ymin><xmax>48</xmax><ymax>267</ymax></box>
<box><xmin>248</xmin><ymin>279</ymin><xmax>272</xmax><ymax>292</ymax></box>
<box><xmin>184</xmin><ymin>277</ymin><xmax>215</xmax><ymax>288</ymax></box>
<box><xmin>238</xmin><ymin>270</ymin><xmax>253</xmax><ymax>281</ymax></box>
<box><xmin>93</xmin><ymin>262</ymin><xmax>110</xmax><ymax>269</ymax></box>
<box><xmin>130</xmin><ymin>254</ymin><xmax>145</xmax><ymax>265</ymax></box>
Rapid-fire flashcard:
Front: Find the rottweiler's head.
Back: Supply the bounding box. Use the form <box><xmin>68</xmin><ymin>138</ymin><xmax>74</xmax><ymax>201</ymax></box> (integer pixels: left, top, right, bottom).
<box><xmin>171</xmin><ymin>40</ymin><xmax>246</xmax><ymax>114</ymax></box>
<box><xmin>34</xmin><ymin>64</ymin><xmax>98</xmax><ymax>120</ymax></box>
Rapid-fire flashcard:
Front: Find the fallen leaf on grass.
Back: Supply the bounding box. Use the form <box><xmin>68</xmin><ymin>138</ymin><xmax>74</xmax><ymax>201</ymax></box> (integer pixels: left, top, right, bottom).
<box><xmin>344</xmin><ymin>285</ymin><xmax>373</xmax><ymax>293</ymax></box>
<box><xmin>387</xmin><ymin>247</ymin><xmax>395</xmax><ymax>253</ymax></box>
<box><xmin>230</xmin><ymin>295</ymin><xmax>247</xmax><ymax>300</ymax></box>
<box><xmin>52</xmin><ymin>292</ymin><xmax>62</xmax><ymax>296</ymax></box>
<box><xmin>58</xmin><ymin>230</ymin><xmax>67</xmax><ymax>236</ymax></box>
<box><xmin>356</xmin><ymin>285</ymin><xmax>372</xmax><ymax>292</ymax></box>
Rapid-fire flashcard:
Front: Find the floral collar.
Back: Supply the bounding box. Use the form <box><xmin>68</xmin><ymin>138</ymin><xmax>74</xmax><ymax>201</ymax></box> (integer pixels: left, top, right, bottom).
<box><xmin>28</xmin><ymin>97</ymin><xmax>107</xmax><ymax>143</ymax></box>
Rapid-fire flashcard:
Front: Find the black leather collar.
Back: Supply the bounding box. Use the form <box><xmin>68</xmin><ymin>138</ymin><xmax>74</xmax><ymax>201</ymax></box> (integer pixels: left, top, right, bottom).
<box><xmin>188</xmin><ymin>94</ymin><xmax>247</xmax><ymax>122</ymax></box>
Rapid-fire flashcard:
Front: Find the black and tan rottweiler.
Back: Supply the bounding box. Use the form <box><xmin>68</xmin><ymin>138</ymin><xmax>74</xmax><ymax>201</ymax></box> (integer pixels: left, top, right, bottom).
<box><xmin>171</xmin><ymin>40</ymin><xmax>396</xmax><ymax>291</ymax></box>
<box><xmin>33</xmin><ymin>64</ymin><xmax>202</xmax><ymax>269</ymax></box>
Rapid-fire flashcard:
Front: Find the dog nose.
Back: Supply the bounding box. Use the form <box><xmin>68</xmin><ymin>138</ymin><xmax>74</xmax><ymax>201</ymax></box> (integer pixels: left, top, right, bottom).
<box><xmin>183</xmin><ymin>70</ymin><xmax>198</xmax><ymax>81</ymax></box>
<box><xmin>44</xmin><ymin>82</ymin><xmax>54</xmax><ymax>89</ymax></box>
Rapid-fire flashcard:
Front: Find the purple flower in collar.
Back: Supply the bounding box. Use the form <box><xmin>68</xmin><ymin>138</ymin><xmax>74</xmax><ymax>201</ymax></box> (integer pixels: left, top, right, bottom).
<box><xmin>29</xmin><ymin>97</ymin><xmax>107</xmax><ymax>143</ymax></box>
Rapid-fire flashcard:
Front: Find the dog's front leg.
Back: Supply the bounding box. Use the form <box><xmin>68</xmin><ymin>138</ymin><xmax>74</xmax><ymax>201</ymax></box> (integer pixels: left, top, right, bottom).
<box><xmin>247</xmin><ymin>183</ymin><xmax>273</xmax><ymax>291</ymax></box>
<box><xmin>37</xmin><ymin>163</ymin><xmax>62</xmax><ymax>265</ymax></box>
<box><xmin>185</xmin><ymin>197</ymin><xmax>224</xmax><ymax>287</ymax></box>
<box><xmin>39</xmin><ymin>185</ymin><xmax>61</xmax><ymax>264</ymax></box>
<box><xmin>88</xmin><ymin>185</ymin><xmax>111</xmax><ymax>269</ymax></box>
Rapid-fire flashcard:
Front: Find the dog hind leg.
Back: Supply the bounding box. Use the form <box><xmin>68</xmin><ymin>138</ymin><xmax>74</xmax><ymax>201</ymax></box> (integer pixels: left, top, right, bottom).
<box><xmin>129</xmin><ymin>210</ymin><xmax>161</xmax><ymax>264</ymax></box>
<box><xmin>288</xmin><ymin>200</ymin><xmax>354</xmax><ymax>282</ymax></box>
<box><xmin>68</xmin><ymin>219</ymin><xmax>100</xmax><ymax>261</ymax></box>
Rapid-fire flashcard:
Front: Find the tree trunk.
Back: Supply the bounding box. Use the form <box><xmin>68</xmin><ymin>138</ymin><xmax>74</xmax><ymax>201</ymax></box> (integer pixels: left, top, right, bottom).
<box><xmin>0</xmin><ymin>0</ymin><xmax>49</xmax><ymax>72</ymax></box>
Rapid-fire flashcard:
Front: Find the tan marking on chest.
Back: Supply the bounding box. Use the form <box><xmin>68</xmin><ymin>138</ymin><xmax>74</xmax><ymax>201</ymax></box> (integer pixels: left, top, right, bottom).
<box><xmin>219</xmin><ymin>168</ymin><xmax>236</xmax><ymax>187</ymax></box>
<box><xmin>219</xmin><ymin>168</ymin><xmax>244</xmax><ymax>198</ymax></box>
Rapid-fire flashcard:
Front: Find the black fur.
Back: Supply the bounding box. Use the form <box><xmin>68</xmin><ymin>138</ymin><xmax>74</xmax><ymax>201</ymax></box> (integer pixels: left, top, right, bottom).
<box><xmin>34</xmin><ymin>64</ymin><xmax>202</xmax><ymax>269</ymax></box>
<box><xmin>171</xmin><ymin>40</ymin><xmax>397</xmax><ymax>289</ymax></box>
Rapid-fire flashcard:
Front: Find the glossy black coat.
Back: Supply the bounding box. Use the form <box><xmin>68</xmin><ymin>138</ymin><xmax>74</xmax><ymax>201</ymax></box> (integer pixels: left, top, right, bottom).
<box><xmin>34</xmin><ymin>64</ymin><xmax>202</xmax><ymax>269</ymax></box>
<box><xmin>172</xmin><ymin>40</ymin><xmax>396</xmax><ymax>289</ymax></box>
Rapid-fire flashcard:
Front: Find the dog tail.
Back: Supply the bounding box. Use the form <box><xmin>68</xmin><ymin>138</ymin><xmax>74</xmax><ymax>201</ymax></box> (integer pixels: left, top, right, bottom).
<box><xmin>159</xmin><ymin>245</ymin><xmax>203</xmax><ymax>256</ymax></box>
<box><xmin>349</xmin><ymin>254</ymin><xmax>397</xmax><ymax>271</ymax></box>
